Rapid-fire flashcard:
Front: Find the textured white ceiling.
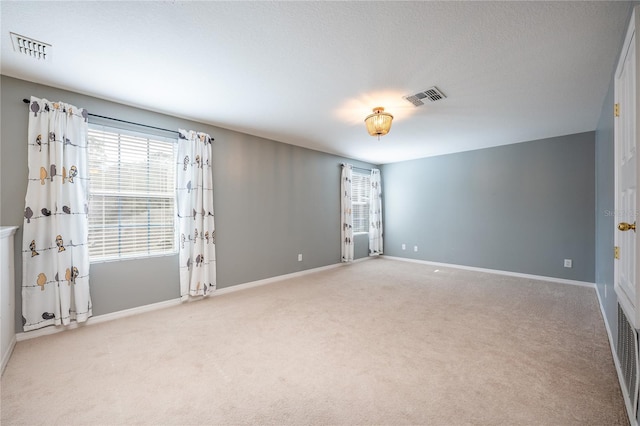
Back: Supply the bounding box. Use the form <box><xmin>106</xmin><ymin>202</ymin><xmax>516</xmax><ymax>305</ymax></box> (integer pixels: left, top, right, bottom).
<box><xmin>0</xmin><ymin>1</ymin><xmax>633</xmax><ymax>164</ymax></box>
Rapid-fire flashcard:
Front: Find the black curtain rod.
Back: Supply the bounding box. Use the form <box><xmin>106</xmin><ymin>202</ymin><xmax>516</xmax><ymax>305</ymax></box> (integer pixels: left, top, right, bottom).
<box><xmin>23</xmin><ymin>98</ymin><xmax>180</xmax><ymax>136</ymax></box>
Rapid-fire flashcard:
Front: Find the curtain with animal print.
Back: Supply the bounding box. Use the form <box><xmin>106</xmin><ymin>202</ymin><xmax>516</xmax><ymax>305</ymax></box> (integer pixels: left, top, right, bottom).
<box><xmin>368</xmin><ymin>168</ymin><xmax>383</xmax><ymax>255</ymax></box>
<box><xmin>177</xmin><ymin>129</ymin><xmax>216</xmax><ymax>299</ymax></box>
<box><xmin>22</xmin><ymin>96</ymin><xmax>92</xmax><ymax>331</ymax></box>
<box><xmin>341</xmin><ymin>163</ymin><xmax>354</xmax><ymax>262</ymax></box>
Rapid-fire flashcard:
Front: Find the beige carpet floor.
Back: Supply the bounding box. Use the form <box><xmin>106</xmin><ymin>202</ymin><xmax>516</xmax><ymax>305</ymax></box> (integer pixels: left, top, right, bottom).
<box><xmin>1</xmin><ymin>257</ymin><xmax>629</xmax><ymax>425</ymax></box>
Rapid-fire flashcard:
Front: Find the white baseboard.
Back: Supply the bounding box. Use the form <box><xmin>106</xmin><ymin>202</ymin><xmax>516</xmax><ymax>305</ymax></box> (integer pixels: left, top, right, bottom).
<box><xmin>594</xmin><ymin>285</ymin><xmax>638</xmax><ymax>426</ymax></box>
<box><xmin>16</xmin><ymin>298</ymin><xmax>183</xmax><ymax>342</ymax></box>
<box><xmin>213</xmin><ymin>257</ymin><xmax>372</xmax><ymax>296</ymax></box>
<box><xmin>382</xmin><ymin>256</ymin><xmax>595</xmax><ymax>288</ymax></box>
<box><xmin>1</xmin><ymin>335</ymin><xmax>16</xmax><ymax>376</ymax></box>
<box><xmin>15</xmin><ymin>259</ymin><xmax>370</xmax><ymax>342</ymax></box>
<box><xmin>214</xmin><ymin>262</ymin><xmax>344</xmax><ymax>296</ymax></box>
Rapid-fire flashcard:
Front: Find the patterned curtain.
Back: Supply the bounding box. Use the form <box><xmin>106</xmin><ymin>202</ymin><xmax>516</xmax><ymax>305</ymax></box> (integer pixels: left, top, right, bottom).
<box><xmin>177</xmin><ymin>129</ymin><xmax>216</xmax><ymax>299</ymax></box>
<box><xmin>341</xmin><ymin>163</ymin><xmax>354</xmax><ymax>262</ymax></box>
<box><xmin>369</xmin><ymin>168</ymin><xmax>383</xmax><ymax>255</ymax></box>
<box><xmin>22</xmin><ymin>96</ymin><xmax>92</xmax><ymax>331</ymax></box>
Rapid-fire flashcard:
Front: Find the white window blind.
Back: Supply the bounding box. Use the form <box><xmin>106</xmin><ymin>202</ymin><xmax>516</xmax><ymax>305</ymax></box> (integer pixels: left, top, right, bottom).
<box><xmin>87</xmin><ymin>125</ymin><xmax>177</xmax><ymax>261</ymax></box>
<box><xmin>352</xmin><ymin>171</ymin><xmax>370</xmax><ymax>233</ymax></box>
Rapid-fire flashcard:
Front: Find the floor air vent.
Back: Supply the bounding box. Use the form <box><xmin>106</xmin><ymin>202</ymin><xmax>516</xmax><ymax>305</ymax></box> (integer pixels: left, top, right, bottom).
<box><xmin>617</xmin><ymin>303</ymin><xmax>639</xmax><ymax>417</ymax></box>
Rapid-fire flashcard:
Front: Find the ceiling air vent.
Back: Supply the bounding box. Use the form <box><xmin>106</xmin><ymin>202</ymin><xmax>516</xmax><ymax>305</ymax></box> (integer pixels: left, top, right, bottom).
<box><xmin>10</xmin><ymin>32</ymin><xmax>51</xmax><ymax>61</ymax></box>
<box><xmin>403</xmin><ymin>86</ymin><xmax>446</xmax><ymax>106</ymax></box>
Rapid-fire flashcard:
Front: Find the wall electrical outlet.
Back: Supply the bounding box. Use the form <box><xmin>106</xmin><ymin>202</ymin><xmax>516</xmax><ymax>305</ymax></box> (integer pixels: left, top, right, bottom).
<box><xmin>414</xmin><ymin>246</ymin><xmax>418</xmax><ymax>252</ymax></box>
<box><xmin>564</xmin><ymin>259</ymin><xmax>572</xmax><ymax>268</ymax></box>
<box><xmin>402</xmin><ymin>244</ymin><xmax>406</xmax><ymax>250</ymax></box>
<box><xmin>298</xmin><ymin>254</ymin><xmax>302</xmax><ymax>262</ymax></box>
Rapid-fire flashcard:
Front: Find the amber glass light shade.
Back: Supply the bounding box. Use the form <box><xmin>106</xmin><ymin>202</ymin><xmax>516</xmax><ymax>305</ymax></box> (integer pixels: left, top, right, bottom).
<box><xmin>364</xmin><ymin>107</ymin><xmax>393</xmax><ymax>138</ymax></box>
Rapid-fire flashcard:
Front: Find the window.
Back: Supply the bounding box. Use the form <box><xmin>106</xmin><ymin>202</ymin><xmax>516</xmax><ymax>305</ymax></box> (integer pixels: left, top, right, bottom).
<box><xmin>87</xmin><ymin>125</ymin><xmax>177</xmax><ymax>261</ymax></box>
<box><xmin>352</xmin><ymin>171</ymin><xmax>370</xmax><ymax>233</ymax></box>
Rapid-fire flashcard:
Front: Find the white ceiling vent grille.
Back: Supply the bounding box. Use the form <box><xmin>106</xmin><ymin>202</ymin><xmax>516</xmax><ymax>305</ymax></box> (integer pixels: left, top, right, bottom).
<box><xmin>403</xmin><ymin>86</ymin><xmax>446</xmax><ymax>107</ymax></box>
<box><xmin>10</xmin><ymin>32</ymin><xmax>51</xmax><ymax>61</ymax></box>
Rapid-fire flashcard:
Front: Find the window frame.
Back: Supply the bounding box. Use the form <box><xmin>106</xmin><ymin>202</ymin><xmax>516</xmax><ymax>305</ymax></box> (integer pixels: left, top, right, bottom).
<box><xmin>87</xmin><ymin>124</ymin><xmax>178</xmax><ymax>263</ymax></box>
<box><xmin>351</xmin><ymin>171</ymin><xmax>370</xmax><ymax>234</ymax></box>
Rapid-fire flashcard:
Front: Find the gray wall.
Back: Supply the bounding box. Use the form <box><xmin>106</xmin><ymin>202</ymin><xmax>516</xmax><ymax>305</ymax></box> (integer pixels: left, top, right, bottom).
<box><xmin>1</xmin><ymin>75</ymin><xmax>374</xmax><ymax>332</ymax></box>
<box><xmin>381</xmin><ymin>133</ymin><xmax>596</xmax><ymax>282</ymax></box>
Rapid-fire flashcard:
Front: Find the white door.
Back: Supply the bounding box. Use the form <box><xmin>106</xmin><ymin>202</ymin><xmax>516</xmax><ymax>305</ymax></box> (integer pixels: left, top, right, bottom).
<box><xmin>615</xmin><ymin>9</ymin><xmax>638</xmax><ymax>329</ymax></box>
<box><xmin>614</xmin><ymin>8</ymin><xmax>639</xmax><ymax>420</ymax></box>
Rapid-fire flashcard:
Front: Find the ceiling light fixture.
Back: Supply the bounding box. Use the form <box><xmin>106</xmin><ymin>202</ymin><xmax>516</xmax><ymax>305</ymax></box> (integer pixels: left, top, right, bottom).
<box><xmin>364</xmin><ymin>107</ymin><xmax>393</xmax><ymax>140</ymax></box>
